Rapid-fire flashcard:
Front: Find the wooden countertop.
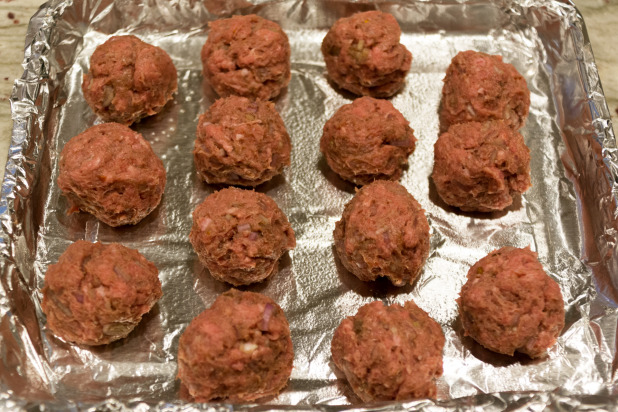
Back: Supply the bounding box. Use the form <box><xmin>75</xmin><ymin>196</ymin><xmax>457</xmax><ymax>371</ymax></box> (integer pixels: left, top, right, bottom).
<box><xmin>0</xmin><ymin>0</ymin><xmax>616</xmax><ymax>175</ymax></box>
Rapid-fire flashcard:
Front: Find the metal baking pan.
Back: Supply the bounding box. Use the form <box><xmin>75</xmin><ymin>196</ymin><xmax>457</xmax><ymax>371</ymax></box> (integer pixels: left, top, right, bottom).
<box><xmin>1</xmin><ymin>0</ymin><xmax>617</xmax><ymax>410</ymax></box>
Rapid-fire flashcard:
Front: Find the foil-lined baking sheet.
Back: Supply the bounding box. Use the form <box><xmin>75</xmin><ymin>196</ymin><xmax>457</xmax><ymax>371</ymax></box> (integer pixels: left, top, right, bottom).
<box><xmin>1</xmin><ymin>0</ymin><xmax>617</xmax><ymax>409</ymax></box>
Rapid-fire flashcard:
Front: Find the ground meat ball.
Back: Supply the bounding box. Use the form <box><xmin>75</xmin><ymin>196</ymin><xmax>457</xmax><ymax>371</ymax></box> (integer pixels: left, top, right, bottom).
<box><xmin>331</xmin><ymin>300</ymin><xmax>445</xmax><ymax>402</ymax></box>
<box><xmin>58</xmin><ymin>123</ymin><xmax>166</xmax><ymax>226</ymax></box>
<box><xmin>320</xmin><ymin>96</ymin><xmax>416</xmax><ymax>185</ymax></box>
<box><xmin>432</xmin><ymin>121</ymin><xmax>531</xmax><ymax>213</ymax></box>
<box><xmin>201</xmin><ymin>14</ymin><xmax>291</xmax><ymax>100</ymax></box>
<box><xmin>334</xmin><ymin>181</ymin><xmax>430</xmax><ymax>286</ymax></box>
<box><xmin>82</xmin><ymin>35</ymin><xmax>177</xmax><ymax>125</ymax></box>
<box><xmin>321</xmin><ymin>11</ymin><xmax>412</xmax><ymax>97</ymax></box>
<box><xmin>41</xmin><ymin>241</ymin><xmax>162</xmax><ymax>346</ymax></box>
<box><xmin>194</xmin><ymin>96</ymin><xmax>291</xmax><ymax>186</ymax></box>
<box><xmin>458</xmin><ymin>247</ymin><xmax>565</xmax><ymax>358</ymax></box>
<box><xmin>189</xmin><ymin>188</ymin><xmax>295</xmax><ymax>285</ymax></box>
<box><xmin>440</xmin><ymin>50</ymin><xmax>530</xmax><ymax>131</ymax></box>
<box><xmin>177</xmin><ymin>289</ymin><xmax>293</xmax><ymax>402</ymax></box>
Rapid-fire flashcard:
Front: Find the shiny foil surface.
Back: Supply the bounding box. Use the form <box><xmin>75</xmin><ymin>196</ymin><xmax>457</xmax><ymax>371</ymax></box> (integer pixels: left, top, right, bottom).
<box><xmin>1</xmin><ymin>0</ymin><xmax>617</xmax><ymax>410</ymax></box>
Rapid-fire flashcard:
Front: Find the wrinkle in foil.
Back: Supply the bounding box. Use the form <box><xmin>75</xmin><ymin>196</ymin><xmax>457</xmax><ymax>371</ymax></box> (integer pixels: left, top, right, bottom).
<box><xmin>0</xmin><ymin>0</ymin><xmax>617</xmax><ymax>409</ymax></box>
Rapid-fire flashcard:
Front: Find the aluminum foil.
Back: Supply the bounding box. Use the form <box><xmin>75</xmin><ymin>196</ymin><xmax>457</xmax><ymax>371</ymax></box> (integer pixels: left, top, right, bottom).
<box><xmin>1</xmin><ymin>0</ymin><xmax>617</xmax><ymax>409</ymax></box>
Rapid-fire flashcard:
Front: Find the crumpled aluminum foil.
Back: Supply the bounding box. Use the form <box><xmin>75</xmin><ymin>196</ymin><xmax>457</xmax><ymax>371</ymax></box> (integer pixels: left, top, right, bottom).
<box><xmin>1</xmin><ymin>0</ymin><xmax>617</xmax><ymax>410</ymax></box>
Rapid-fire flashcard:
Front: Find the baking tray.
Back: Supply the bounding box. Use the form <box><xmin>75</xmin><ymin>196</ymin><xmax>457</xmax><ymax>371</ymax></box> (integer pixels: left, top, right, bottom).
<box><xmin>1</xmin><ymin>0</ymin><xmax>617</xmax><ymax>410</ymax></box>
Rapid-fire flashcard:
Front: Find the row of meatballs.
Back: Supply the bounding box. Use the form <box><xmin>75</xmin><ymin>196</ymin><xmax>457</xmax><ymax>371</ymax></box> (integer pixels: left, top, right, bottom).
<box><xmin>43</xmin><ymin>8</ymin><xmax>563</xmax><ymax>405</ymax></box>
<box><xmin>41</xmin><ymin>224</ymin><xmax>565</xmax><ymax>403</ymax></box>
<box><xmin>58</xmin><ymin>91</ymin><xmax>530</xmax><ymax>230</ymax></box>
<box><xmin>81</xmin><ymin>11</ymin><xmax>413</xmax><ymax>127</ymax></box>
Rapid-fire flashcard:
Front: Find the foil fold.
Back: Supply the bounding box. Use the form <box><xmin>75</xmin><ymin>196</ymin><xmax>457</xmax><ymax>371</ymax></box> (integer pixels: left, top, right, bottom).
<box><xmin>0</xmin><ymin>0</ymin><xmax>617</xmax><ymax>410</ymax></box>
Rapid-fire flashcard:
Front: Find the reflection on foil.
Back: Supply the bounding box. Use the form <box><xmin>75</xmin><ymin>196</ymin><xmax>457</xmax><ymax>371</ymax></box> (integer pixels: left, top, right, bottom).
<box><xmin>0</xmin><ymin>0</ymin><xmax>617</xmax><ymax>409</ymax></box>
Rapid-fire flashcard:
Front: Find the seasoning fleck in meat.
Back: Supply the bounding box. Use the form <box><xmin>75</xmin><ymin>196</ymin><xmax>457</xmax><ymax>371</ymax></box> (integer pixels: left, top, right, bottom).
<box><xmin>440</xmin><ymin>50</ymin><xmax>530</xmax><ymax>131</ymax></box>
<box><xmin>321</xmin><ymin>11</ymin><xmax>412</xmax><ymax>97</ymax></box>
<box><xmin>201</xmin><ymin>14</ymin><xmax>291</xmax><ymax>100</ymax></box>
<box><xmin>458</xmin><ymin>247</ymin><xmax>565</xmax><ymax>358</ymax></box>
<box><xmin>189</xmin><ymin>188</ymin><xmax>295</xmax><ymax>285</ymax></box>
<box><xmin>331</xmin><ymin>300</ymin><xmax>445</xmax><ymax>401</ymax></box>
<box><xmin>177</xmin><ymin>289</ymin><xmax>293</xmax><ymax>402</ymax></box>
<box><xmin>41</xmin><ymin>241</ymin><xmax>162</xmax><ymax>346</ymax></box>
<box><xmin>432</xmin><ymin>120</ymin><xmax>530</xmax><ymax>212</ymax></box>
<box><xmin>82</xmin><ymin>35</ymin><xmax>177</xmax><ymax>125</ymax></box>
<box><xmin>334</xmin><ymin>180</ymin><xmax>430</xmax><ymax>286</ymax></box>
<box><xmin>58</xmin><ymin>123</ymin><xmax>166</xmax><ymax>227</ymax></box>
<box><xmin>320</xmin><ymin>96</ymin><xmax>416</xmax><ymax>185</ymax></box>
<box><xmin>194</xmin><ymin>96</ymin><xmax>291</xmax><ymax>186</ymax></box>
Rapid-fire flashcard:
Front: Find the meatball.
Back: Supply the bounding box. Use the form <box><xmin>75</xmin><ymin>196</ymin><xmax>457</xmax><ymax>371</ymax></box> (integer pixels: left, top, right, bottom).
<box><xmin>201</xmin><ymin>14</ymin><xmax>291</xmax><ymax>100</ymax></box>
<box><xmin>41</xmin><ymin>241</ymin><xmax>162</xmax><ymax>346</ymax></box>
<box><xmin>194</xmin><ymin>96</ymin><xmax>291</xmax><ymax>186</ymax></box>
<box><xmin>321</xmin><ymin>11</ymin><xmax>412</xmax><ymax>98</ymax></box>
<box><xmin>334</xmin><ymin>181</ymin><xmax>430</xmax><ymax>286</ymax></box>
<box><xmin>82</xmin><ymin>35</ymin><xmax>177</xmax><ymax>125</ymax></box>
<box><xmin>432</xmin><ymin>121</ymin><xmax>531</xmax><ymax>213</ymax></box>
<box><xmin>458</xmin><ymin>247</ymin><xmax>565</xmax><ymax>358</ymax></box>
<box><xmin>189</xmin><ymin>188</ymin><xmax>295</xmax><ymax>285</ymax></box>
<box><xmin>58</xmin><ymin>123</ymin><xmax>166</xmax><ymax>227</ymax></box>
<box><xmin>331</xmin><ymin>300</ymin><xmax>445</xmax><ymax>402</ymax></box>
<box><xmin>440</xmin><ymin>50</ymin><xmax>530</xmax><ymax>131</ymax></box>
<box><xmin>177</xmin><ymin>289</ymin><xmax>293</xmax><ymax>402</ymax></box>
<box><xmin>320</xmin><ymin>96</ymin><xmax>416</xmax><ymax>185</ymax></box>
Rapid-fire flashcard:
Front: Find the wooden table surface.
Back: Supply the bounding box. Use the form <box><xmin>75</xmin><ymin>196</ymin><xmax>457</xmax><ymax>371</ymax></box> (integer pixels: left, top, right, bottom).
<box><xmin>0</xmin><ymin>0</ymin><xmax>616</xmax><ymax>175</ymax></box>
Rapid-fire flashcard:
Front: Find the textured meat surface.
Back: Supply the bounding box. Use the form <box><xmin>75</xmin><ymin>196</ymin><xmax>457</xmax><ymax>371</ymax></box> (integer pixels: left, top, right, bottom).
<box><xmin>189</xmin><ymin>188</ymin><xmax>295</xmax><ymax>285</ymax></box>
<box><xmin>201</xmin><ymin>14</ymin><xmax>291</xmax><ymax>100</ymax></box>
<box><xmin>321</xmin><ymin>11</ymin><xmax>412</xmax><ymax>97</ymax></box>
<box><xmin>432</xmin><ymin>121</ymin><xmax>530</xmax><ymax>212</ymax></box>
<box><xmin>458</xmin><ymin>247</ymin><xmax>565</xmax><ymax>358</ymax></box>
<box><xmin>320</xmin><ymin>96</ymin><xmax>416</xmax><ymax>185</ymax></box>
<box><xmin>194</xmin><ymin>96</ymin><xmax>291</xmax><ymax>186</ymax></box>
<box><xmin>331</xmin><ymin>300</ymin><xmax>445</xmax><ymax>402</ymax></box>
<box><xmin>57</xmin><ymin>123</ymin><xmax>166</xmax><ymax>227</ymax></box>
<box><xmin>440</xmin><ymin>50</ymin><xmax>530</xmax><ymax>131</ymax></box>
<box><xmin>334</xmin><ymin>181</ymin><xmax>430</xmax><ymax>286</ymax></box>
<box><xmin>177</xmin><ymin>289</ymin><xmax>294</xmax><ymax>402</ymax></box>
<box><xmin>41</xmin><ymin>241</ymin><xmax>162</xmax><ymax>346</ymax></box>
<box><xmin>82</xmin><ymin>35</ymin><xmax>177</xmax><ymax>125</ymax></box>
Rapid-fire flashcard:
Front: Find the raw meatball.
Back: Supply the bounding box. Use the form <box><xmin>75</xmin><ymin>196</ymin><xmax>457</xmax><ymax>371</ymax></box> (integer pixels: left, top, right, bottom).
<box><xmin>320</xmin><ymin>96</ymin><xmax>416</xmax><ymax>185</ymax></box>
<box><xmin>331</xmin><ymin>300</ymin><xmax>445</xmax><ymax>402</ymax></box>
<box><xmin>58</xmin><ymin>123</ymin><xmax>166</xmax><ymax>227</ymax></box>
<box><xmin>432</xmin><ymin>121</ymin><xmax>531</xmax><ymax>213</ymax></box>
<box><xmin>458</xmin><ymin>247</ymin><xmax>565</xmax><ymax>358</ymax></box>
<box><xmin>321</xmin><ymin>11</ymin><xmax>412</xmax><ymax>97</ymax></box>
<box><xmin>177</xmin><ymin>289</ymin><xmax>293</xmax><ymax>402</ymax></box>
<box><xmin>194</xmin><ymin>96</ymin><xmax>291</xmax><ymax>186</ymax></box>
<box><xmin>189</xmin><ymin>188</ymin><xmax>295</xmax><ymax>285</ymax></box>
<box><xmin>82</xmin><ymin>35</ymin><xmax>177</xmax><ymax>125</ymax></box>
<box><xmin>440</xmin><ymin>50</ymin><xmax>530</xmax><ymax>130</ymax></box>
<box><xmin>201</xmin><ymin>14</ymin><xmax>291</xmax><ymax>100</ymax></box>
<box><xmin>41</xmin><ymin>241</ymin><xmax>162</xmax><ymax>346</ymax></box>
<box><xmin>334</xmin><ymin>180</ymin><xmax>430</xmax><ymax>286</ymax></box>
